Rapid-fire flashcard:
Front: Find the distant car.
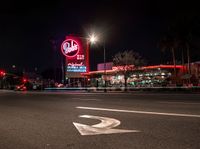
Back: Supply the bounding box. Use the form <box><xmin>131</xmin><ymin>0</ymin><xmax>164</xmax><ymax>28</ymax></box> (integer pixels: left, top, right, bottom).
<box><xmin>14</xmin><ymin>84</ymin><xmax>27</xmax><ymax>91</ymax></box>
<box><xmin>55</xmin><ymin>83</ymin><xmax>64</xmax><ymax>88</ymax></box>
<box><xmin>32</xmin><ymin>83</ymin><xmax>43</xmax><ymax>90</ymax></box>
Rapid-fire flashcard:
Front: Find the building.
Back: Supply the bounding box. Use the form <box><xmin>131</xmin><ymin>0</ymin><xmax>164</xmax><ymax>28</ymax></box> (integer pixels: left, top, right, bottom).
<box><xmin>60</xmin><ymin>35</ymin><xmax>200</xmax><ymax>87</ymax></box>
<box><xmin>83</xmin><ymin>63</ymin><xmax>188</xmax><ymax>87</ymax></box>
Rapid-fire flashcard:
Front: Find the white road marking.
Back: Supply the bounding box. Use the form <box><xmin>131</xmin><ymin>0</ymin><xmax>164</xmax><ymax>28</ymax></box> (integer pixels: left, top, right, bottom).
<box><xmin>76</xmin><ymin>106</ymin><xmax>200</xmax><ymax>118</ymax></box>
<box><xmin>73</xmin><ymin>115</ymin><xmax>139</xmax><ymax>135</ymax></box>
<box><xmin>79</xmin><ymin>99</ymin><xmax>100</xmax><ymax>101</ymax></box>
<box><xmin>159</xmin><ymin>101</ymin><xmax>200</xmax><ymax>105</ymax></box>
<box><xmin>0</xmin><ymin>90</ymin><xmax>14</xmax><ymax>93</ymax></box>
<box><xmin>72</xmin><ymin>98</ymin><xmax>81</xmax><ymax>100</ymax></box>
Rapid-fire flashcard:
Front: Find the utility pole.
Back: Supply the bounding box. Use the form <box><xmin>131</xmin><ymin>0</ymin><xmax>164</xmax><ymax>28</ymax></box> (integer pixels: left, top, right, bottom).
<box><xmin>103</xmin><ymin>41</ymin><xmax>107</xmax><ymax>92</ymax></box>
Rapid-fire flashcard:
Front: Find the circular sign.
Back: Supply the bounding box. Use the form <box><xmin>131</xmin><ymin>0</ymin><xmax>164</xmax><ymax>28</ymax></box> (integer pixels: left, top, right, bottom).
<box><xmin>61</xmin><ymin>39</ymin><xmax>79</xmax><ymax>57</ymax></box>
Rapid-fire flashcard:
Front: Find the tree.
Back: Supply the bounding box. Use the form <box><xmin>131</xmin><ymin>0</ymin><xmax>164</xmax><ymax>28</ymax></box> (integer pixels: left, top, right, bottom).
<box><xmin>158</xmin><ymin>34</ymin><xmax>180</xmax><ymax>80</ymax></box>
<box><xmin>159</xmin><ymin>13</ymin><xmax>200</xmax><ymax>83</ymax></box>
<box><xmin>113</xmin><ymin>50</ymin><xmax>145</xmax><ymax>91</ymax></box>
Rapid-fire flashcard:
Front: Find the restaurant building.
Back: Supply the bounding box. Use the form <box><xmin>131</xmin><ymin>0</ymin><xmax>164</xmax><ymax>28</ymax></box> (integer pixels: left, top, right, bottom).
<box><xmin>83</xmin><ymin>63</ymin><xmax>188</xmax><ymax>87</ymax></box>
<box><xmin>61</xmin><ymin>35</ymin><xmax>200</xmax><ymax>87</ymax></box>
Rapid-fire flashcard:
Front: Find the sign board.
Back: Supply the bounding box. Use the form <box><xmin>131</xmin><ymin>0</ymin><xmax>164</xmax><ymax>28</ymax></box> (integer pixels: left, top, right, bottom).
<box><xmin>61</xmin><ymin>35</ymin><xmax>89</xmax><ymax>76</ymax></box>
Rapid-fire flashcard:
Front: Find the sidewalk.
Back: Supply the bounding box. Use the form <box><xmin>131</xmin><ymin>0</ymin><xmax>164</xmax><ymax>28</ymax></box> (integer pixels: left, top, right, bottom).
<box><xmin>44</xmin><ymin>86</ymin><xmax>200</xmax><ymax>94</ymax></box>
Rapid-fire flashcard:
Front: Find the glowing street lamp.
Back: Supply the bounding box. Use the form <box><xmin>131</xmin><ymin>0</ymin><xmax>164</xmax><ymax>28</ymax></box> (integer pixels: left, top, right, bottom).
<box><xmin>89</xmin><ymin>34</ymin><xmax>98</xmax><ymax>44</ymax></box>
<box><xmin>88</xmin><ymin>33</ymin><xmax>107</xmax><ymax>92</ymax></box>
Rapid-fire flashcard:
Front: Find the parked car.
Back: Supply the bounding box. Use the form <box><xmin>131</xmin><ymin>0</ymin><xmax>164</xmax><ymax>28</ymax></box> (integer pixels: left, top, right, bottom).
<box><xmin>55</xmin><ymin>83</ymin><xmax>64</xmax><ymax>88</ymax></box>
<box><xmin>14</xmin><ymin>84</ymin><xmax>27</xmax><ymax>91</ymax></box>
<box><xmin>32</xmin><ymin>83</ymin><xmax>43</xmax><ymax>90</ymax></box>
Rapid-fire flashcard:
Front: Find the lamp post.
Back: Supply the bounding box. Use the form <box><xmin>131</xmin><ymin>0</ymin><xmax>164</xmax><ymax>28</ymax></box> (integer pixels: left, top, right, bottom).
<box><xmin>103</xmin><ymin>40</ymin><xmax>107</xmax><ymax>92</ymax></box>
<box><xmin>88</xmin><ymin>33</ymin><xmax>107</xmax><ymax>92</ymax></box>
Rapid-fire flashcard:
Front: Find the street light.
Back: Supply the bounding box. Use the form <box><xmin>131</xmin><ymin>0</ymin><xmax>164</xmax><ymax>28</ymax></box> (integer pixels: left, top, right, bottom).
<box><xmin>89</xmin><ymin>34</ymin><xmax>98</xmax><ymax>44</ymax></box>
<box><xmin>88</xmin><ymin>33</ymin><xmax>107</xmax><ymax>92</ymax></box>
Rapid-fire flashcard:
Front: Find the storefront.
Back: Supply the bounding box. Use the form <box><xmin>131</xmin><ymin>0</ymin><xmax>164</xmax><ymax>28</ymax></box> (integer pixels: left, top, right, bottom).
<box><xmin>83</xmin><ymin>64</ymin><xmax>187</xmax><ymax>87</ymax></box>
<box><xmin>60</xmin><ymin>35</ymin><xmax>197</xmax><ymax>87</ymax></box>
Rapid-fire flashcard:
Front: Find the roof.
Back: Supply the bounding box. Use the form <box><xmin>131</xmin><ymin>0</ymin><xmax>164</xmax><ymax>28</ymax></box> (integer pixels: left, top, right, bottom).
<box><xmin>81</xmin><ymin>64</ymin><xmax>185</xmax><ymax>76</ymax></box>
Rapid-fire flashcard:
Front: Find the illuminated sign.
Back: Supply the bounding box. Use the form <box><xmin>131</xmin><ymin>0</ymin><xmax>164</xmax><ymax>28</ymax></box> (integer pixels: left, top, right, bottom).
<box><xmin>68</xmin><ymin>62</ymin><xmax>84</xmax><ymax>66</ymax></box>
<box><xmin>61</xmin><ymin>39</ymin><xmax>79</xmax><ymax>57</ymax></box>
<box><xmin>61</xmin><ymin>35</ymin><xmax>89</xmax><ymax>74</ymax></box>
<box><xmin>67</xmin><ymin>66</ymin><xmax>86</xmax><ymax>72</ymax></box>
<box><xmin>67</xmin><ymin>62</ymin><xmax>86</xmax><ymax>72</ymax></box>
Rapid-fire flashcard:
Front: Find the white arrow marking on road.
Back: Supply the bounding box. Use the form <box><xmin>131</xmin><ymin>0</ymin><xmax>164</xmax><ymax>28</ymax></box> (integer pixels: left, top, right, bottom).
<box><xmin>73</xmin><ymin>115</ymin><xmax>140</xmax><ymax>136</ymax></box>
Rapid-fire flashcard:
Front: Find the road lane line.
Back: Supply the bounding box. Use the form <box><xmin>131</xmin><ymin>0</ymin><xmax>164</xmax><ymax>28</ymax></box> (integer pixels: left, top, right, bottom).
<box><xmin>72</xmin><ymin>98</ymin><xmax>81</xmax><ymax>99</ymax></box>
<box><xmin>79</xmin><ymin>99</ymin><xmax>100</xmax><ymax>101</ymax></box>
<box><xmin>159</xmin><ymin>101</ymin><xmax>200</xmax><ymax>105</ymax></box>
<box><xmin>76</xmin><ymin>106</ymin><xmax>200</xmax><ymax>118</ymax></box>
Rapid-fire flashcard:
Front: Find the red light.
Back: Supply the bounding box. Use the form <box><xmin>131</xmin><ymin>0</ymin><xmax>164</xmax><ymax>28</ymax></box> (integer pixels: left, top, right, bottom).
<box><xmin>23</xmin><ymin>78</ymin><xmax>27</xmax><ymax>83</ymax></box>
<box><xmin>0</xmin><ymin>70</ymin><xmax>6</xmax><ymax>77</ymax></box>
<box><xmin>142</xmin><ymin>65</ymin><xmax>186</xmax><ymax>70</ymax></box>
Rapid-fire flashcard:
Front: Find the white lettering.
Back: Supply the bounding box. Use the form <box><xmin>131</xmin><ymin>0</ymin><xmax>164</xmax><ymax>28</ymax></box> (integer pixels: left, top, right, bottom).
<box><xmin>63</xmin><ymin>40</ymin><xmax>78</xmax><ymax>54</ymax></box>
<box><xmin>68</xmin><ymin>62</ymin><xmax>84</xmax><ymax>66</ymax></box>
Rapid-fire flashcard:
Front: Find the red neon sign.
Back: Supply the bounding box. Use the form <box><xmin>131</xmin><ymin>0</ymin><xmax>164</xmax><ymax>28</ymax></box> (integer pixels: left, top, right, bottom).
<box><xmin>62</xmin><ymin>35</ymin><xmax>89</xmax><ymax>73</ymax></box>
<box><xmin>142</xmin><ymin>65</ymin><xmax>185</xmax><ymax>69</ymax></box>
<box><xmin>61</xmin><ymin>39</ymin><xmax>79</xmax><ymax>58</ymax></box>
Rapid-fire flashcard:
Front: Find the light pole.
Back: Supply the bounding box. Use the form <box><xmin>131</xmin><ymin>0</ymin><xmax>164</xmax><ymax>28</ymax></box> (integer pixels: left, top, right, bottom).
<box><xmin>88</xmin><ymin>33</ymin><xmax>107</xmax><ymax>92</ymax></box>
<box><xmin>103</xmin><ymin>40</ymin><xmax>107</xmax><ymax>92</ymax></box>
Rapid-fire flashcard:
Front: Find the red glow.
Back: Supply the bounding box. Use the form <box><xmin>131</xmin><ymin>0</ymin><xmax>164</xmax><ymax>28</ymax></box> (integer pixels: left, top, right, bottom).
<box><xmin>61</xmin><ymin>39</ymin><xmax>80</xmax><ymax>58</ymax></box>
<box><xmin>81</xmin><ymin>65</ymin><xmax>187</xmax><ymax>76</ymax></box>
<box><xmin>16</xmin><ymin>85</ymin><xmax>27</xmax><ymax>91</ymax></box>
<box><xmin>82</xmin><ymin>69</ymin><xmax>117</xmax><ymax>75</ymax></box>
<box><xmin>86</xmin><ymin>40</ymin><xmax>90</xmax><ymax>72</ymax></box>
<box><xmin>0</xmin><ymin>70</ymin><xmax>6</xmax><ymax>77</ymax></box>
<box><xmin>142</xmin><ymin>65</ymin><xmax>186</xmax><ymax>70</ymax></box>
<box><xmin>112</xmin><ymin>65</ymin><xmax>134</xmax><ymax>71</ymax></box>
<box><xmin>63</xmin><ymin>35</ymin><xmax>89</xmax><ymax>73</ymax></box>
<box><xmin>23</xmin><ymin>78</ymin><xmax>27</xmax><ymax>83</ymax></box>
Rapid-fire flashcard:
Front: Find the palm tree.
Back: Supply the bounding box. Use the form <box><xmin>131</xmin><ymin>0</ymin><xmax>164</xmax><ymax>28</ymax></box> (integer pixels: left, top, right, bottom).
<box><xmin>160</xmin><ymin>15</ymin><xmax>200</xmax><ymax>84</ymax></box>
<box><xmin>113</xmin><ymin>50</ymin><xmax>145</xmax><ymax>91</ymax></box>
<box><xmin>159</xmin><ymin>34</ymin><xmax>180</xmax><ymax>81</ymax></box>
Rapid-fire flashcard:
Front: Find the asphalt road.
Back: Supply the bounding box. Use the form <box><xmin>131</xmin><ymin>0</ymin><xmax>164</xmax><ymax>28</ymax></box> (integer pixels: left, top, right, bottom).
<box><xmin>0</xmin><ymin>90</ymin><xmax>200</xmax><ymax>149</ymax></box>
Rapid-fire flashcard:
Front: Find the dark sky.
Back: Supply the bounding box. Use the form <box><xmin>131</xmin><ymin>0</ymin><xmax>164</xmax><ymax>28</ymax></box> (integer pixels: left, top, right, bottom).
<box><xmin>0</xmin><ymin>0</ymin><xmax>199</xmax><ymax>71</ymax></box>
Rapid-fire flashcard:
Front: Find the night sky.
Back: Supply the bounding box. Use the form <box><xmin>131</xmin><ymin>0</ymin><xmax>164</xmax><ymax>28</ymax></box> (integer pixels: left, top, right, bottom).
<box><xmin>0</xmin><ymin>0</ymin><xmax>200</xmax><ymax>72</ymax></box>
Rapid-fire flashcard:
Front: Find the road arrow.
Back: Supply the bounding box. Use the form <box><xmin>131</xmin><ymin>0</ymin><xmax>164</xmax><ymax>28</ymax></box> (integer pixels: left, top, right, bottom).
<box><xmin>73</xmin><ymin>115</ymin><xmax>140</xmax><ymax>136</ymax></box>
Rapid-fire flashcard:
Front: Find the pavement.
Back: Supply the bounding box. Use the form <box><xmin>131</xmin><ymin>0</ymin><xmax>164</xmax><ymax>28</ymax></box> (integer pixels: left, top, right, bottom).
<box><xmin>0</xmin><ymin>90</ymin><xmax>200</xmax><ymax>149</ymax></box>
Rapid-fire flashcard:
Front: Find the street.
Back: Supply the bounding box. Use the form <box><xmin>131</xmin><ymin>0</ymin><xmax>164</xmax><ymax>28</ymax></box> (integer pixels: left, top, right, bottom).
<box><xmin>0</xmin><ymin>91</ymin><xmax>200</xmax><ymax>149</ymax></box>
